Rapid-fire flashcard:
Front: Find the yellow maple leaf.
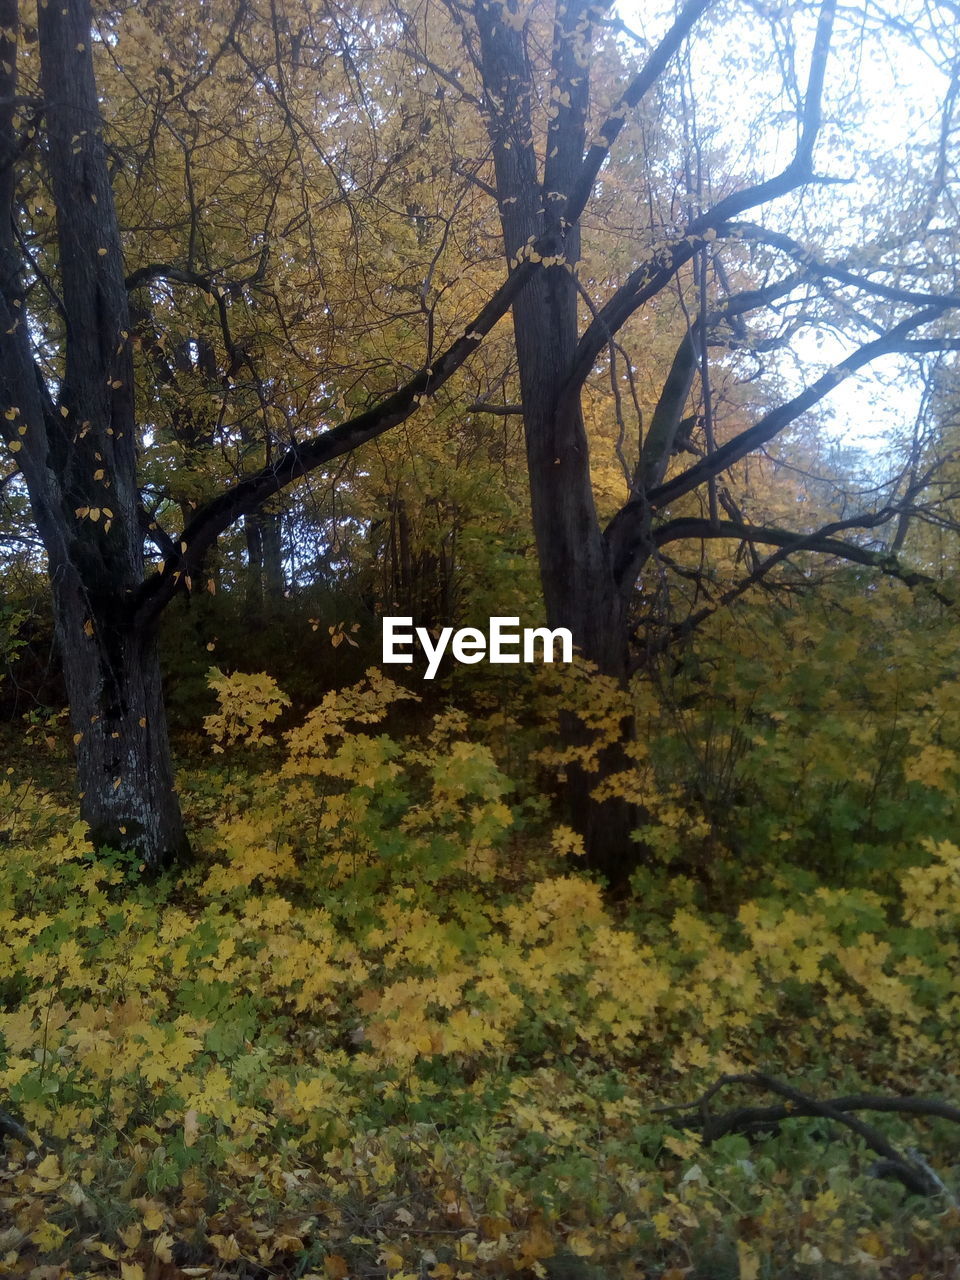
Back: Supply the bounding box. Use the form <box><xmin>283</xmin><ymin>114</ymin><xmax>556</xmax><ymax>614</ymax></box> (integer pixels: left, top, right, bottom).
<box><xmin>738</xmin><ymin>1240</ymin><xmax>760</xmax><ymax>1280</ymax></box>
<box><xmin>31</xmin><ymin>1221</ymin><xmax>70</xmax><ymax>1251</ymax></box>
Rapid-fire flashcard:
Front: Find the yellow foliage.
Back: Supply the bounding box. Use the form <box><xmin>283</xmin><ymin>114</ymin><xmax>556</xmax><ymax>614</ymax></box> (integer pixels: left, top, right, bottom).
<box><xmin>3</xmin><ymin>650</ymin><xmax>960</xmax><ymax>1278</ymax></box>
<box><xmin>204</xmin><ymin>668</ymin><xmax>291</xmax><ymax>751</ymax></box>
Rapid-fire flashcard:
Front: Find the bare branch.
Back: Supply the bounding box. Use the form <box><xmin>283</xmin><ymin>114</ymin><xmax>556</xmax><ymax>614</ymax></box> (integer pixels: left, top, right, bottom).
<box><xmin>644</xmin><ymin>310</ymin><xmax>955</xmax><ymax>514</ymax></box>
<box><xmin>133</xmin><ymin>257</ymin><xmax>539</xmax><ymax>626</ymax></box>
<box><xmin>624</xmin><ymin>502</ymin><xmax>954</xmax><ymax>664</ymax></box>
<box><xmin>721</xmin><ymin>222</ymin><xmax>960</xmax><ymax>311</ymax></box>
<box><xmin>654</xmin><ymin>1072</ymin><xmax>956</xmax><ymax>1198</ymax></box>
<box><xmin>466</xmin><ymin>401</ymin><xmax>523</xmax><ymax>415</ymax></box>
<box><xmin>560</xmin><ymin>0</ymin><xmax>716</xmax><ymax>231</ymax></box>
<box><xmin>565</xmin><ymin>0</ymin><xmax>838</xmax><ymax>389</ymax></box>
<box><xmin>652</xmin><ymin>514</ymin><xmax>946</xmax><ymax>592</ymax></box>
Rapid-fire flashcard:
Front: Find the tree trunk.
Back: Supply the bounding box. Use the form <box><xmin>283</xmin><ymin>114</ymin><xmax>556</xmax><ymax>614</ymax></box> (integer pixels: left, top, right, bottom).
<box><xmin>473</xmin><ymin>0</ymin><xmax>639</xmax><ymax>882</ymax></box>
<box><xmin>473</xmin><ymin>0</ymin><xmax>631</xmax><ymax>669</ymax></box>
<box><xmin>244</xmin><ymin>512</ymin><xmax>265</xmax><ymax>611</ymax></box>
<box><xmin>54</xmin><ymin>578</ymin><xmax>187</xmax><ymax>868</ymax></box>
<box><xmin>0</xmin><ymin>0</ymin><xmax>188</xmax><ymax>870</ymax></box>
<box><xmin>244</xmin><ymin>507</ymin><xmax>284</xmax><ymax>610</ymax></box>
<box><xmin>261</xmin><ymin>509</ymin><xmax>284</xmax><ymax>599</ymax></box>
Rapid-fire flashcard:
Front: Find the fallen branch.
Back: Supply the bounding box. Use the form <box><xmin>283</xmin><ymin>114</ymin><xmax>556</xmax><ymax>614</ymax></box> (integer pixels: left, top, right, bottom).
<box><xmin>654</xmin><ymin>1072</ymin><xmax>959</xmax><ymax>1198</ymax></box>
<box><xmin>0</xmin><ymin>1108</ymin><xmax>35</xmax><ymax>1148</ymax></box>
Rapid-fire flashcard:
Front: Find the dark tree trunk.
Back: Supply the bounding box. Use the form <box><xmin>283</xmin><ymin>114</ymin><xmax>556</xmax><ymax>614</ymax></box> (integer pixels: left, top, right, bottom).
<box><xmin>0</xmin><ymin>0</ymin><xmax>187</xmax><ymax>869</ymax></box>
<box><xmin>261</xmin><ymin>509</ymin><xmax>284</xmax><ymax>599</ymax></box>
<box><xmin>244</xmin><ymin>508</ymin><xmax>284</xmax><ymax>609</ymax></box>
<box><xmin>473</xmin><ymin>0</ymin><xmax>632</xmax><ymax>670</ymax></box>
<box><xmin>53</xmin><ymin>574</ymin><xmax>187</xmax><ymax>866</ymax></box>
<box><xmin>244</xmin><ymin>512</ymin><xmax>265</xmax><ymax>611</ymax></box>
<box><xmin>473</xmin><ymin>0</ymin><xmax>639</xmax><ymax>882</ymax></box>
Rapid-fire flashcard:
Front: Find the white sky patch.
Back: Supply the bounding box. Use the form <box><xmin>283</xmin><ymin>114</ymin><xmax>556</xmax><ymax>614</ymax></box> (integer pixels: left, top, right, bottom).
<box><xmin>613</xmin><ymin>0</ymin><xmax>956</xmax><ymax>455</ymax></box>
<box><xmin>792</xmin><ymin>327</ymin><xmax>923</xmax><ymax>454</ymax></box>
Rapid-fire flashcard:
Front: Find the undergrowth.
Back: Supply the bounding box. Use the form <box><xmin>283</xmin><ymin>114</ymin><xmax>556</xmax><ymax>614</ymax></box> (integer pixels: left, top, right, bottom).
<box><xmin>2</xmin><ymin>597</ymin><xmax>960</xmax><ymax>1279</ymax></box>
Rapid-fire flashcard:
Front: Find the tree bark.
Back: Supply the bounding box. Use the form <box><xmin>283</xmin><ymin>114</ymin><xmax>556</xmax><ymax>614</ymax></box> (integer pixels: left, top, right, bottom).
<box><xmin>0</xmin><ymin>0</ymin><xmax>187</xmax><ymax>869</ymax></box>
<box><xmin>53</xmin><ymin>574</ymin><xmax>187</xmax><ymax>867</ymax></box>
<box><xmin>472</xmin><ymin>0</ymin><xmax>639</xmax><ymax>880</ymax></box>
<box><xmin>473</xmin><ymin>0</ymin><xmax>631</xmax><ymax>675</ymax></box>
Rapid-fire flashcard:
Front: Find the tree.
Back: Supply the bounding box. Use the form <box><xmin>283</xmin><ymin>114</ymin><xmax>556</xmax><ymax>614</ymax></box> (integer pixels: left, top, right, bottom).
<box><xmin>0</xmin><ymin>0</ymin><xmax>957</xmax><ymax>873</ymax></box>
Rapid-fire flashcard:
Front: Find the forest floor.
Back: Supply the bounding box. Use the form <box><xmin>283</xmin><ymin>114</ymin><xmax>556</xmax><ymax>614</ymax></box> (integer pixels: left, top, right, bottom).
<box><xmin>2</xmin><ymin>658</ymin><xmax>960</xmax><ymax>1279</ymax></box>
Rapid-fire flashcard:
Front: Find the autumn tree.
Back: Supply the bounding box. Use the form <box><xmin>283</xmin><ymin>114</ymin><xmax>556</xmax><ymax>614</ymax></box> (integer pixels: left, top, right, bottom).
<box><xmin>1</xmin><ymin>0</ymin><xmax>958</xmax><ymax>872</ymax></box>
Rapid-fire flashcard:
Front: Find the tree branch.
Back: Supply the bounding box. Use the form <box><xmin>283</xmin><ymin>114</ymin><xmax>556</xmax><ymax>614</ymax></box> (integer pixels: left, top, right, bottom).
<box><xmin>626</xmin><ymin>510</ymin><xmax>953</xmax><ymax>663</ymax></box>
<box><xmin>641</xmin><ymin>310</ymin><xmax>954</xmax><ymax>515</ymax></box>
<box><xmin>564</xmin><ymin>0</ymin><xmax>837</xmax><ymax>390</ymax></box>
<box><xmin>652</xmin><ymin>514</ymin><xmax>946</xmax><ymax>591</ymax></box>
<box><xmin>560</xmin><ymin>0</ymin><xmax>716</xmax><ymax>232</ymax></box>
<box><xmin>720</xmin><ymin>222</ymin><xmax>960</xmax><ymax>311</ymax></box>
<box><xmin>636</xmin><ymin>273</ymin><xmax>808</xmax><ymax>492</ymax></box>
<box><xmin>132</xmin><ymin>256</ymin><xmax>539</xmax><ymax>627</ymax></box>
<box><xmin>467</xmin><ymin>400</ymin><xmax>524</xmax><ymax>415</ymax></box>
<box><xmin>654</xmin><ymin>1072</ymin><xmax>956</xmax><ymax>1198</ymax></box>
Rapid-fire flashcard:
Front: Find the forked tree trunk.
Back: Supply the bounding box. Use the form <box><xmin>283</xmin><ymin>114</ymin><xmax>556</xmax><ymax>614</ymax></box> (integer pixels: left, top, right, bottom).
<box><xmin>474</xmin><ymin>0</ymin><xmax>640</xmax><ymax>882</ymax></box>
<box><xmin>0</xmin><ymin>0</ymin><xmax>188</xmax><ymax>870</ymax></box>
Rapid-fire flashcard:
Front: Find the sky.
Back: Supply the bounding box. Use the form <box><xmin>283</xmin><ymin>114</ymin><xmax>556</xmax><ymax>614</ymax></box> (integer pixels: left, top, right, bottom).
<box><xmin>616</xmin><ymin>0</ymin><xmax>957</xmax><ymax>459</ymax></box>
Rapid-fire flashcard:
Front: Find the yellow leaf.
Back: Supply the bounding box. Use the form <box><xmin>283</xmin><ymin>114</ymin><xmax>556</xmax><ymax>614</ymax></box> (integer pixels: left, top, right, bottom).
<box><xmin>118</xmin><ymin>1224</ymin><xmax>142</xmax><ymax>1250</ymax></box>
<box><xmin>379</xmin><ymin>1246</ymin><xmax>405</xmax><ymax>1273</ymax></box>
<box><xmin>142</xmin><ymin>1203</ymin><xmax>164</xmax><ymax>1232</ymax></box>
<box><xmin>31</xmin><ymin>1221</ymin><xmax>70</xmax><ymax>1251</ymax></box>
<box><xmin>33</xmin><ymin>1154</ymin><xmax>61</xmax><ymax>1182</ymax></box>
<box><xmin>738</xmin><ymin>1241</ymin><xmax>760</xmax><ymax>1280</ymax></box>
<box><xmin>566</xmin><ymin>1231</ymin><xmax>594</xmax><ymax>1257</ymax></box>
<box><xmin>210</xmin><ymin>1234</ymin><xmax>241</xmax><ymax>1262</ymax></box>
<box><xmin>153</xmin><ymin>1231</ymin><xmax>175</xmax><ymax>1263</ymax></box>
